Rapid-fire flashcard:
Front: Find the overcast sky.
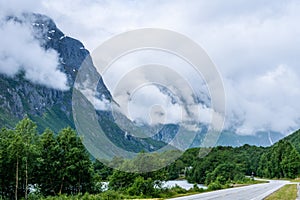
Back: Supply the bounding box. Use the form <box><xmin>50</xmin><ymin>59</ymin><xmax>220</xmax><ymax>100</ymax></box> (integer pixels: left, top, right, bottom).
<box><xmin>1</xmin><ymin>0</ymin><xmax>300</xmax><ymax>135</ymax></box>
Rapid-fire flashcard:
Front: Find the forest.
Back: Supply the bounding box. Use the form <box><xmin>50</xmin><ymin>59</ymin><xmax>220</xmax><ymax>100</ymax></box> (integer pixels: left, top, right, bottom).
<box><xmin>0</xmin><ymin>117</ymin><xmax>300</xmax><ymax>199</ymax></box>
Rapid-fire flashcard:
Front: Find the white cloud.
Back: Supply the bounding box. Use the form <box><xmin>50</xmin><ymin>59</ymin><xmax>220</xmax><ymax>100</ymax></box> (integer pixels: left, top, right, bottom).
<box><xmin>0</xmin><ymin>0</ymin><xmax>42</xmax><ymax>17</ymax></box>
<box><xmin>0</xmin><ymin>18</ymin><xmax>69</xmax><ymax>90</ymax></box>
<box><xmin>226</xmin><ymin>65</ymin><xmax>300</xmax><ymax>135</ymax></box>
<box><xmin>101</xmin><ymin>50</ymin><xmax>213</xmax><ymax>126</ymax></box>
<box><xmin>74</xmin><ymin>79</ymin><xmax>110</xmax><ymax>111</ymax></box>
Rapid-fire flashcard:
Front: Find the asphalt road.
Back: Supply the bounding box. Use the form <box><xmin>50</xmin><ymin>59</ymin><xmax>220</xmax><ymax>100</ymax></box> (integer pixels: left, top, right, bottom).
<box><xmin>169</xmin><ymin>180</ymin><xmax>289</xmax><ymax>200</ymax></box>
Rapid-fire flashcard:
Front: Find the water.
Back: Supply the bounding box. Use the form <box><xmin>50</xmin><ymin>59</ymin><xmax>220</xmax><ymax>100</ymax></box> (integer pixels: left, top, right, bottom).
<box><xmin>102</xmin><ymin>180</ymin><xmax>207</xmax><ymax>191</ymax></box>
<box><xmin>162</xmin><ymin>180</ymin><xmax>207</xmax><ymax>190</ymax></box>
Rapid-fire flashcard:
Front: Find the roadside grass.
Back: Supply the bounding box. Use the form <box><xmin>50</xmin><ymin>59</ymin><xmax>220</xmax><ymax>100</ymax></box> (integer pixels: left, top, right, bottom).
<box><xmin>264</xmin><ymin>184</ymin><xmax>297</xmax><ymax>200</ymax></box>
<box><xmin>266</xmin><ymin>177</ymin><xmax>300</xmax><ymax>182</ymax></box>
<box><xmin>290</xmin><ymin>177</ymin><xmax>300</xmax><ymax>183</ymax></box>
<box><xmin>165</xmin><ymin>191</ymin><xmax>203</xmax><ymax>198</ymax></box>
<box><xmin>32</xmin><ymin>179</ymin><xmax>271</xmax><ymax>200</ymax></box>
<box><xmin>232</xmin><ymin>179</ymin><xmax>268</xmax><ymax>187</ymax></box>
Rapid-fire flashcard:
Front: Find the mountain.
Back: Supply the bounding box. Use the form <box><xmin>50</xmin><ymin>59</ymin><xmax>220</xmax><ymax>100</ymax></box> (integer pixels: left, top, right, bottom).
<box><xmin>0</xmin><ymin>14</ymin><xmax>79</xmax><ymax>132</ymax></box>
<box><xmin>215</xmin><ymin>130</ymin><xmax>284</xmax><ymax>147</ymax></box>
<box><xmin>282</xmin><ymin>129</ymin><xmax>300</xmax><ymax>152</ymax></box>
<box><xmin>0</xmin><ymin>13</ymin><xmax>166</xmax><ymax>154</ymax></box>
<box><xmin>148</xmin><ymin>120</ymin><xmax>284</xmax><ymax>148</ymax></box>
<box><xmin>0</xmin><ymin>13</ymin><xmax>287</xmax><ymax>151</ymax></box>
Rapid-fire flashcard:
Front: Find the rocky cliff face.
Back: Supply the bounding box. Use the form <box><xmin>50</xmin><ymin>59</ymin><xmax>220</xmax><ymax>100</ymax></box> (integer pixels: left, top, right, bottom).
<box><xmin>0</xmin><ymin>14</ymin><xmax>106</xmax><ymax>131</ymax></box>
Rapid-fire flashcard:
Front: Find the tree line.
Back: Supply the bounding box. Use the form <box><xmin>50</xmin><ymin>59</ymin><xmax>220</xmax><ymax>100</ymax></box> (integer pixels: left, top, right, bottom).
<box><xmin>1</xmin><ymin>117</ymin><xmax>300</xmax><ymax>199</ymax></box>
<box><xmin>0</xmin><ymin>117</ymin><xmax>94</xmax><ymax>199</ymax></box>
<box><xmin>0</xmin><ymin>117</ymin><xmax>184</xmax><ymax>199</ymax></box>
<box><xmin>183</xmin><ymin>142</ymin><xmax>300</xmax><ymax>188</ymax></box>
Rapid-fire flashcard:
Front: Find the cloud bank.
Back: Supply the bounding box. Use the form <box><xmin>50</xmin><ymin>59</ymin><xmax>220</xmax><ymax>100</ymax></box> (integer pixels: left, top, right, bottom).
<box><xmin>2</xmin><ymin>0</ymin><xmax>300</xmax><ymax>135</ymax></box>
<box><xmin>102</xmin><ymin>49</ymin><xmax>215</xmax><ymax>127</ymax></box>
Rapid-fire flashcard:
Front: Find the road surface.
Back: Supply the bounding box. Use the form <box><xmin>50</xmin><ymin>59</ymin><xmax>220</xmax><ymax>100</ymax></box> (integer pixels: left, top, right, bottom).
<box><xmin>169</xmin><ymin>180</ymin><xmax>289</xmax><ymax>200</ymax></box>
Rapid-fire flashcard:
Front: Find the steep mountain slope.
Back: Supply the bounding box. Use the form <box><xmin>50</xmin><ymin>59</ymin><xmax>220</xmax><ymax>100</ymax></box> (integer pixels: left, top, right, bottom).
<box><xmin>1</xmin><ymin>13</ymin><xmax>101</xmax><ymax>132</ymax></box>
<box><xmin>0</xmin><ymin>13</ymin><xmax>165</xmax><ymax>153</ymax></box>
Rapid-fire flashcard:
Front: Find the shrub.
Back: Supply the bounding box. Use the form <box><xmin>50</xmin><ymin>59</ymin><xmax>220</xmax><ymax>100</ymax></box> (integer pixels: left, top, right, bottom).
<box><xmin>208</xmin><ymin>181</ymin><xmax>222</xmax><ymax>191</ymax></box>
<box><xmin>126</xmin><ymin>176</ymin><xmax>155</xmax><ymax>197</ymax></box>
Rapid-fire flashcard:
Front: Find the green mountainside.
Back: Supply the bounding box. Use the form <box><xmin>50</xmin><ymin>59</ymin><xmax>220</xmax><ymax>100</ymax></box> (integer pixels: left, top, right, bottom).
<box><xmin>282</xmin><ymin>129</ymin><xmax>300</xmax><ymax>152</ymax></box>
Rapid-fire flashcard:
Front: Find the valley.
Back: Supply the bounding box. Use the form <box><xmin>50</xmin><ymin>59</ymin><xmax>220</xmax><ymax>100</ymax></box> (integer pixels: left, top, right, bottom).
<box><xmin>0</xmin><ymin>8</ymin><xmax>299</xmax><ymax>200</ymax></box>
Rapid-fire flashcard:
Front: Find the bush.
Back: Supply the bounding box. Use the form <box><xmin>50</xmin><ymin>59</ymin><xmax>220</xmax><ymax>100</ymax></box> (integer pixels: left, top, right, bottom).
<box><xmin>189</xmin><ymin>184</ymin><xmax>205</xmax><ymax>193</ymax></box>
<box><xmin>28</xmin><ymin>193</ymin><xmax>44</xmax><ymax>200</ymax></box>
<box><xmin>100</xmin><ymin>190</ymin><xmax>122</xmax><ymax>200</ymax></box>
<box><xmin>205</xmin><ymin>162</ymin><xmax>245</xmax><ymax>185</ymax></box>
<box><xmin>208</xmin><ymin>181</ymin><xmax>222</xmax><ymax>191</ymax></box>
<box><xmin>171</xmin><ymin>185</ymin><xmax>187</xmax><ymax>194</ymax></box>
<box><xmin>126</xmin><ymin>176</ymin><xmax>156</xmax><ymax>197</ymax></box>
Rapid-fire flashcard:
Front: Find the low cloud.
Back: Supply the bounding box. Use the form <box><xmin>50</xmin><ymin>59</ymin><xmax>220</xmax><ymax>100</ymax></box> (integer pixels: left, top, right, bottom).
<box><xmin>225</xmin><ymin>65</ymin><xmax>300</xmax><ymax>135</ymax></box>
<box><xmin>100</xmin><ymin>50</ymin><xmax>215</xmax><ymax>127</ymax></box>
<box><xmin>0</xmin><ymin>3</ymin><xmax>69</xmax><ymax>91</ymax></box>
<box><xmin>75</xmin><ymin>82</ymin><xmax>110</xmax><ymax>111</ymax></box>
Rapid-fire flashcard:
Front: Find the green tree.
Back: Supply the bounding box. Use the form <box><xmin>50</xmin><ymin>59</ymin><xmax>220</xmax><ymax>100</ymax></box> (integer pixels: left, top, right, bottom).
<box><xmin>14</xmin><ymin>117</ymin><xmax>39</xmax><ymax>199</ymax></box>
<box><xmin>37</xmin><ymin>128</ymin><xmax>61</xmax><ymax>195</ymax></box>
<box><xmin>257</xmin><ymin>140</ymin><xmax>300</xmax><ymax>179</ymax></box>
<box><xmin>205</xmin><ymin>162</ymin><xmax>244</xmax><ymax>185</ymax></box>
<box><xmin>109</xmin><ymin>169</ymin><xmax>137</xmax><ymax>191</ymax></box>
<box><xmin>8</xmin><ymin>125</ymin><xmax>25</xmax><ymax>200</ymax></box>
<box><xmin>0</xmin><ymin>119</ymin><xmax>98</xmax><ymax>198</ymax></box>
<box><xmin>127</xmin><ymin>176</ymin><xmax>155</xmax><ymax>197</ymax></box>
<box><xmin>0</xmin><ymin>128</ymin><xmax>15</xmax><ymax>199</ymax></box>
<box><xmin>281</xmin><ymin>147</ymin><xmax>300</xmax><ymax>178</ymax></box>
<box><xmin>56</xmin><ymin>127</ymin><xmax>93</xmax><ymax>194</ymax></box>
<box><xmin>93</xmin><ymin>159</ymin><xmax>113</xmax><ymax>181</ymax></box>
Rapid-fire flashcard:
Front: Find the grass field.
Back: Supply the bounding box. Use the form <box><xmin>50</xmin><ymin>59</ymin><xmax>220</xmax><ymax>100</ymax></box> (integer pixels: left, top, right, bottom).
<box><xmin>264</xmin><ymin>184</ymin><xmax>297</xmax><ymax>200</ymax></box>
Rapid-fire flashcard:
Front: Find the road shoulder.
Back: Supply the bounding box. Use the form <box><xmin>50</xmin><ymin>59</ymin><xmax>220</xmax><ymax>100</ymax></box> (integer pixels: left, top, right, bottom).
<box><xmin>296</xmin><ymin>183</ymin><xmax>300</xmax><ymax>200</ymax></box>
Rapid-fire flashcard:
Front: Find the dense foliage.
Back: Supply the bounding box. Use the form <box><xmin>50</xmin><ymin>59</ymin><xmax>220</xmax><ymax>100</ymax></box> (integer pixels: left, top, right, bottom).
<box><xmin>257</xmin><ymin>140</ymin><xmax>300</xmax><ymax>178</ymax></box>
<box><xmin>184</xmin><ymin>143</ymin><xmax>300</xmax><ymax>186</ymax></box>
<box><xmin>0</xmin><ymin>117</ymin><xmax>299</xmax><ymax>199</ymax></box>
<box><xmin>284</xmin><ymin>129</ymin><xmax>300</xmax><ymax>153</ymax></box>
<box><xmin>183</xmin><ymin>145</ymin><xmax>267</xmax><ymax>184</ymax></box>
<box><xmin>0</xmin><ymin>117</ymin><xmax>95</xmax><ymax>199</ymax></box>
